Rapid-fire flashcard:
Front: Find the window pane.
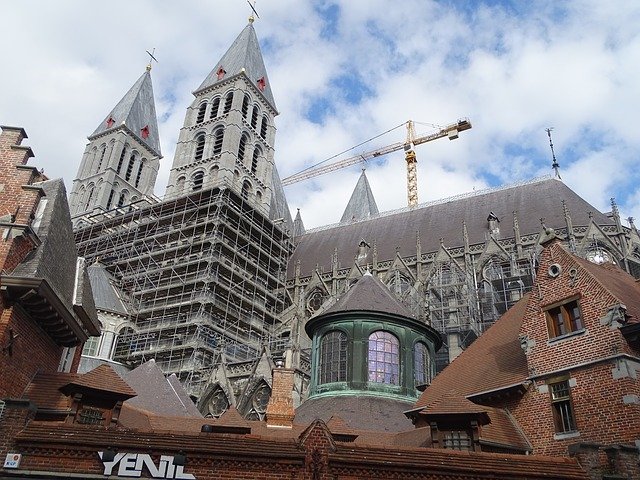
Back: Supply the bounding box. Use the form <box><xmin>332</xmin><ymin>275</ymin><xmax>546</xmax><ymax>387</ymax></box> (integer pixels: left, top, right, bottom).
<box><xmin>319</xmin><ymin>331</ymin><xmax>347</xmax><ymax>384</ymax></box>
<box><xmin>367</xmin><ymin>331</ymin><xmax>399</xmax><ymax>385</ymax></box>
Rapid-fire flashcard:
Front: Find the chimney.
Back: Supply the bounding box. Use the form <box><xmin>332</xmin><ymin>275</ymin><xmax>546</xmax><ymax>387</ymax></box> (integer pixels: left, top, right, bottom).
<box><xmin>265</xmin><ymin>360</ymin><xmax>295</xmax><ymax>429</ymax></box>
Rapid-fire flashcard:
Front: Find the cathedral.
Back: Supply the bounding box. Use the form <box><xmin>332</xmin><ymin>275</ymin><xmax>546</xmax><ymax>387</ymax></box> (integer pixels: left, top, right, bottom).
<box><xmin>67</xmin><ymin>20</ymin><xmax>640</xmax><ymax>421</ymax></box>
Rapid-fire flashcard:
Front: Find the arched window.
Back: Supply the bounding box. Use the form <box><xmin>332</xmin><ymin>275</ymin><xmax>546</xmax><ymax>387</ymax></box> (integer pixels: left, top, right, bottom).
<box><xmin>210</xmin><ymin>97</ymin><xmax>221</xmax><ymax>119</ymax></box>
<box><xmin>193</xmin><ymin>171</ymin><xmax>204</xmax><ymax>191</ymax></box>
<box><xmin>89</xmin><ymin>147</ymin><xmax>98</xmax><ymax>174</ymax></box>
<box><xmin>210</xmin><ymin>165</ymin><xmax>219</xmax><ymax>180</ymax></box>
<box><xmin>368</xmin><ymin>331</ymin><xmax>400</xmax><ymax>385</ymax></box>
<box><xmin>207</xmin><ymin>387</ymin><xmax>229</xmax><ymax>418</ymax></box>
<box><xmin>256</xmin><ymin>190</ymin><xmax>262</xmax><ymax>203</ymax></box>
<box><xmin>251</xmin><ymin>105</ymin><xmax>259</xmax><ymax>129</ymax></box>
<box><xmin>116</xmin><ymin>144</ymin><xmax>129</xmax><ymax>173</ymax></box>
<box><xmin>117</xmin><ymin>191</ymin><xmax>127</xmax><ymax>208</ymax></box>
<box><xmin>241</xmin><ymin>94</ymin><xmax>250</xmax><ymax>119</ymax></box>
<box><xmin>106</xmin><ymin>189</ymin><xmax>115</xmax><ymax>209</ymax></box>
<box><xmin>414</xmin><ymin>342</ymin><xmax>431</xmax><ymax>386</ymax></box>
<box><xmin>223</xmin><ymin>91</ymin><xmax>233</xmax><ymax>114</ymax></box>
<box><xmin>260</xmin><ymin>115</ymin><xmax>268</xmax><ymax>139</ymax></box>
<box><xmin>176</xmin><ymin>176</ymin><xmax>186</xmax><ymax>193</ymax></box>
<box><xmin>241</xmin><ymin>180</ymin><xmax>251</xmax><ymax>200</ymax></box>
<box><xmin>194</xmin><ymin>133</ymin><xmax>206</xmax><ymax>161</ymax></box>
<box><xmin>134</xmin><ymin>160</ymin><xmax>144</xmax><ymax>188</ymax></box>
<box><xmin>319</xmin><ymin>331</ymin><xmax>347</xmax><ymax>384</ymax></box>
<box><xmin>84</xmin><ymin>186</ymin><xmax>95</xmax><ymax>210</ymax></box>
<box><xmin>251</xmin><ymin>147</ymin><xmax>261</xmax><ymax>174</ymax></box>
<box><xmin>246</xmin><ymin>382</ymin><xmax>270</xmax><ymax>421</ymax></box>
<box><xmin>238</xmin><ymin>134</ymin><xmax>248</xmax><ymax>162</ymax></box>
<box><xmin>96</xmin><ymin>144</ymin><xmax>107</xmax><ymax>172</ymax></box>
<box><xmin>196</xmin><ymin>102</ymin><xmax>207</xmax><ymax>124</ymax></box>
<box><xmin>125</xmin><ymin>153</ymin><xmax>136</xmax><ymax>181</ymax></box>
<box><xmin>213</xmin><ymin>128</ymin><xmax>224</xmax><ymax>155</ymax></box>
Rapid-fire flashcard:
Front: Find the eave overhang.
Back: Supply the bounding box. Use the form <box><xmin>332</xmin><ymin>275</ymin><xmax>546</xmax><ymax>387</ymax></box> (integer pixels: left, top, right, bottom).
<box><xmin>0</xmin><ymin>276</ymin><xmax>99</xmax><ymax>346</ymax></box>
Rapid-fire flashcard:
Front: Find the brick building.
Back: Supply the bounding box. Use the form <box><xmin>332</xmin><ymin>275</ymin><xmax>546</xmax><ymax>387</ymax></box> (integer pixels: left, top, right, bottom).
<box><xmin>407</xmin><ymin>236</ymin><xmax>640</xmax><ymax>478</ymax></box>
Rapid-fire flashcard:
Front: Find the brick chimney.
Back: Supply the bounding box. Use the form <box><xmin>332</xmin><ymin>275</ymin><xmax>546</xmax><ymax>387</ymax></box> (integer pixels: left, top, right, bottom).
<box><xmin>265</xmin><ymin>362</ymin><xmax>295</xmax><ymax>429</ymax></box>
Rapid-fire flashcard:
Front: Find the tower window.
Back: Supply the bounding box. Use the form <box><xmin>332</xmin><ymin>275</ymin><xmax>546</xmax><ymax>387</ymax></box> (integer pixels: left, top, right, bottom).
<box><xmin>238</xmin><ymin>134</ymin><xmax>248</xmax><ymax>163</ymax></box>
<box><xmin>117</xmin><ymin>145</ymin><xmax>128</xmax><ymax>173</ymax></box>
<box><xmin>210</xmin><ymin>97</ymin><xmax>221</xmax><ymax>119</ymax></box>
<box><xmin>546</xmin><ymin>299</ymin><xmax>584</xmax><ymax>339</ymax></box>
<box><xmin>125</xmin><ymin>153</ymin><xmax>136</xmax><ymax>181</ymax></box>
<box><xmin>84</xmin><ymin>187</ymin><xmax>95</xmax><ymax>210</ymax></box>
<box><xmin>194</xmin><ymin>134</ymin><xmax>206</xmax><ymax>162</ymax></box>
<box><xmin>117</xmin><ymin>191</ymin><xmax>127</xmax><ymax>207</ymax></box>
<box><xmin>176</xmin><ymin>176</ymin><xmax>186</xmax><ymax>192</ymax></box>
<box><xmin>213</xmin><ymin>128</ymin><xmax>224</xmax><ymax>155</ymax></box>
<box><xmin>193</xmin><ymin>171</ymin><xmax>204</xmax><ymax>191</ymax></box>
<box><xmin>134</xmin><ymin>161</ymin><xmax>144</xmax><ymax>188</ymax></box>
<box><xmin>251</xmin><ymin>106</ymin><xmax>259</xmax><ymax>129</ymax></box>
<box><xmin>368</xmin><ymin>331</ymin><xmax>400</xmax><ymax>385</ymax></box>
<box><xmin>550</xmin><ymin>378</ymin><xmax>577</xmax><ymax>433</ymax></box>
<box><xmin>241</xmin><ymin>180</ymin><xmax>251</xmax><ymax>200</ymax></box>
<box><xmin>241</xmin><ymin>95</ymin><xmax>250</xmax><ymax>119</ymax></box>
<box><xmin>260</xmin><ymin>115</ymin><xmax>268</xmax><ymax>139</ymax></box>
<box><xmin>251</xmin><ymin>148</ymin><xmax>261</xmax><ymax>174</ymax></box>
<box><xmin>223</xmin><ymin>92</ymin><xmax>233</xmax><ymax>114</ymax></box>
<box><xmin>96</xmin><ymin>145</ymin><xmax>107</xmax><ymax>172</ymax></box>
<box><xmin>196</xmin><ymin>102</ymin><xmax>207</xmax><ymax>124</ymax></box>
<box><xmin>319</xmin><ymin>331</ymin><xmax>347</xmax><ymax>384</ymax></box>
<box><xmin>414</xmin><ymin>342</ymin><xmax>431</xmax><ymax>386</ymax></box>
<box><xmin>106</xmin><ymin>189</ymin><xmax>115</xmax><ymax>209</ymax></box>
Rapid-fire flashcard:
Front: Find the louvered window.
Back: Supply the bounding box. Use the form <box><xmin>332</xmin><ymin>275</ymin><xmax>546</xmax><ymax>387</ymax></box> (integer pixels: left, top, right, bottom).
<box><xmin>238</xmin><ymin>134</ymin><xmax>248</xmax><ymax>162</ymax></box>
<box><xmin>223</xmin><ymin>92</ymin><xmax>233</xmax><ymax>114</ymax></box>
<box><xmin>251</xmin><ymin>148</ymin><xmax>260</xmax><ymax>174</ymax></box>
<box><xmin>196</xmin><ymin>102</ymin><xmax>207</xmax><ymax>124</ymax></box>
<box><xmin>260</xmin><ymin>115</ymin><xmax>268</xmax><ymax>139</ymax></box>
<box><xmin>210</xmin><ymin>97</ymin><xmax>221</xmax><ymax>119</ymax></box>
<box><xmin>251</xmin><ymin>106</ymin><xmax>259</xmax><ymax>128</ymax></box>
<box><xmin>241</xmin><ymin>95</ymin><xmax>250</xmax><ymax>119</ymax></box>
<box><xmin>194</xmin><ymin>134</ymin><xmax>206</xmax><ymax>161</ymax></box>
<box><xmin>213</xmin><ymin>128</ymin><xmax>224</xmax><ymax>155</ymax></box>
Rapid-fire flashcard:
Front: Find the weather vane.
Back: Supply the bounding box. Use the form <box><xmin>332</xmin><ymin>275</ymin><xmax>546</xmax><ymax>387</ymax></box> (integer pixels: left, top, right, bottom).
<box><xmin>247</xmin><ymin>0</ymin><xmax>259</xmax><ymax>23</ymax></box>
<box><xmin>145</xmin><ymin>48</ymin><xmax>158</xmax><ymax>72</ymax></box>
<box><xmin>545</xmin><ymin>127</ymin><xmax>561</xmax><ymax>180</ymax></box>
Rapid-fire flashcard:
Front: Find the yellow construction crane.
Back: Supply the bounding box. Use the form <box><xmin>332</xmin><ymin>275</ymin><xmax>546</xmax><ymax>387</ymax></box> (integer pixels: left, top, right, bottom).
<box><xmin>281</xmin><ymin>118</ymin><xmax>472</xmax><ymax>207</ymax></box>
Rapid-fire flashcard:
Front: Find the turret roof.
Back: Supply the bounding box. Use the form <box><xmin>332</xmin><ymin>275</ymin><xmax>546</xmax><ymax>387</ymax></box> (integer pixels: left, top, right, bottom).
<box><xmin>196</xmin><ymin>23</ymin><xmax>277</xmax><ymax>112</ymax></box>
<box><xmin>90</xmin><ymin>70</ymin><xmax>161</xmax><ymax>156</ymax></box>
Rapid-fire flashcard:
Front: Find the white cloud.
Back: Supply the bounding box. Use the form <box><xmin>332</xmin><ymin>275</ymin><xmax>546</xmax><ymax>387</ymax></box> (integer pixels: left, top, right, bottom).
<box><xmin>1</xmin><ymin>0</ymin><xmax>639</xmax><ymax>231</ymax></box>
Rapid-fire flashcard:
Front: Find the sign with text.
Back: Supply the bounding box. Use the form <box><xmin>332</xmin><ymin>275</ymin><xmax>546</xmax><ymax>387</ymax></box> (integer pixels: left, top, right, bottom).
<box><xmin>4</xmin><ymin>453</ymin><xmax>21</xmax><ymax>469</ymax></box>
<box><xmin>98</xmin><ymin>452</ymin><xmax>195</xmax><ymax>479</ymax></box>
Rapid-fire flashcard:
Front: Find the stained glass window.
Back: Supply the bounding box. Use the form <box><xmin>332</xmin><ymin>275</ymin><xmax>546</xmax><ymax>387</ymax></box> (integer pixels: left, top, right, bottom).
<box><xmin>367</xmin><ymin>331</ymin><xmax>400</xmax><ymax>385</ymax></box>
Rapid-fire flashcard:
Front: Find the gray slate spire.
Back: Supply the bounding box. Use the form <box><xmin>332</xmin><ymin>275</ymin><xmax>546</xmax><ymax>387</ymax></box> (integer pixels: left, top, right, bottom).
<box><xmin>340</xmin><ymin>170</ymin><xmax>379</xmax><ymax>224</ymax></box>
<box><xmin>196</xmin><ymin>23</ymin><xmax>277</xmax><ymax>112</ymax></box>
<box><xmin>91</xmin><ymin>70</ymin><xmax>161</xmax><ymax>156</ymax></box>
<box><xmin>293</xmin><ymin>209</ymin><xmax>305</xmax><ymax>237</ymax></box>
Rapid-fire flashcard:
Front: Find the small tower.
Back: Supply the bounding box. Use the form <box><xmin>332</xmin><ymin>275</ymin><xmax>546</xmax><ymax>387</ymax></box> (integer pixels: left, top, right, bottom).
<box><xmin>164</xmin><ymin>22</ymin><xmax>279</xmax><ymax>217</ymax></box>
<box><xmin>69</xmin><ymin>69</ymin><xmax>162</xmax><ymax>227</ymax></box>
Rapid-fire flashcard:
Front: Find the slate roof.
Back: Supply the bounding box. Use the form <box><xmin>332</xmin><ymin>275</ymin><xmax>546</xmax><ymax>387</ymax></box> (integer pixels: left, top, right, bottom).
<box><xmin>290</xmin><ymin>178</ymin><xmax>614</xmax><ymax>278</ymax></box>
<box><xmin>295</xmin><ymin>394</ymin><xmax>415</xmax><ymax>432</ymax></box>
<box><xmin>90</xmin><ymin>70</ymin><xmax>161</xmax><ymax>156</ymax></box>
<box><xmin>269</xmin><ymin>164</ymin><xmax>294</xmax><ymax>232</ymax></box>
<box><xmin>87</xmin><ymin>262</ymin><xmax>128</xmax><ymax>315</ymax></box>
<box><xmin>123</xmin><ymin>360</ymin><xmax>202</xmax><ymax>418</ymax></box>
<box><xmin>293</xmin><ymin>209</ymin><xmax>305</xmax><ymax>237</ymax></box>
<box><xmin>196</xmin><ymin>23</ymin><xmax>277</xmax><ymax>112</ymax></box>
<box><xmin>321</xmin><ymin>271</ymin><xmax>416</xmax><ymax>319</ymax></box>
<box><xmin>340</xmin><ymin>170</ymin><xmax>379</xmax><ymax>223</ymax></box>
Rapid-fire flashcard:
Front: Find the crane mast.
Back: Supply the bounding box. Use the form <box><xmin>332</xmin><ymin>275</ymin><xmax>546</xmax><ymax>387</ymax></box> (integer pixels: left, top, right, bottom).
<box><xmin>282</xmin><ymin>119</ymin><xmax>472</xmax><ymax>207</ymax></box>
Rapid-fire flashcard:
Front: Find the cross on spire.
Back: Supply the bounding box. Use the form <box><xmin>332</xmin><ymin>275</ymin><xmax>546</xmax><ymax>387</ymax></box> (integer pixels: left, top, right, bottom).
<box><xmin>145</xmin><ymin>48</ymin><xmax>158</xmax><ymax>72</ymax></box>
<box><xmin>247</xmin><ymin>0</ymin><xmax>259</xmax><ymax>23</ymax></box>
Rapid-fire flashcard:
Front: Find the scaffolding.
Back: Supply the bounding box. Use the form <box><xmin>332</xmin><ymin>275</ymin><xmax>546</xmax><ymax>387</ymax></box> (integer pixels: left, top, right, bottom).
<box><xmin>75</xmin><ymin>183</ymin><xmax>294</xmax><ymax>398</ymax></box>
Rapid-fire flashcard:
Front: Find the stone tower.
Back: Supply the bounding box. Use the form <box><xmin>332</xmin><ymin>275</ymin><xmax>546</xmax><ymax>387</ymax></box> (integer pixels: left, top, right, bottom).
<box><xmin>164</xmin><ymin>21</ymin><xmax>278</xmax><ymax>218</ymax></box>
<box><xmin>69</xmin><ymin>68</ymin><xmax>161</xmax><ymax>227</ymax></box>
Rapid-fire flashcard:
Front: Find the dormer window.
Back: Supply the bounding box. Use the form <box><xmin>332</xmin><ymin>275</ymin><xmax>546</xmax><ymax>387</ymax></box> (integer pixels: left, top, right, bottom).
<box><xmin>106</xmin><ymin>117</ymin><xmax>115</xmax><ymax>128</ymax></box>
<box><xmin>217</xmin><ymin>67</ymin><xmax>226</xmax><ymax>80</ymax></box>
<box><xmin>140</xmin><ymin>125</ymin><xmax>150</xmax><ymax>139</ymax></box>
<box><xmin>256</xmin><ymin>77</ymin><xmax>266</xmax><ymax>91</ymax></box>
<box><xmin>546</xmin><ymin>298</ymin><xmax>584</xmax><ymax>339</ymax></box>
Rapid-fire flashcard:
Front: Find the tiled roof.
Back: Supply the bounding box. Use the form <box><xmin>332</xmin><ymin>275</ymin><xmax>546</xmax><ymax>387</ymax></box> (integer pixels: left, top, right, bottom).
<box><xmin>414</xmin><ymin>294</ymin><xmax>530</xmax><ymax>411</ymax></box>
<box><xmin>62</xmin><ymin>364</ymin><xmax>136</xmax><ymax>398</ymax></box>
<box><xmin>23</xmin><ymin>372</ymin><xmax>76</xmax><ymax>411</ymax></box>
<box><xmin>290</xmin><ymin>178</ymin><xmax>613</xmax><ymax>278</ymax></box>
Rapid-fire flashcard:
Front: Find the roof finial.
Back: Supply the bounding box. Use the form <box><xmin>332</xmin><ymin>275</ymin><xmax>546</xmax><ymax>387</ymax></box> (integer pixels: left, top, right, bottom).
<box><xmin>247</xmin><ymin>0</ymin><xmax>259</xmax><ymax>23</ymax></box>
<box><xmin>145</xmin><ymin>48</ymin><xmax>158</xmax><ymax>72</ymax></box>
<box><xmin>545</xmin><ymin>127</ymin><xmax>561</xmax><ymax>180</ymax></box>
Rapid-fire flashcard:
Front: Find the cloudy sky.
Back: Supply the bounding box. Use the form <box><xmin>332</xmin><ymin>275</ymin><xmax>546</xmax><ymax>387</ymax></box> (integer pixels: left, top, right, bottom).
<box><xmin>1</xmin><ymin>0</ymin><xmax>639</xmax><ymax>229</ymax></box>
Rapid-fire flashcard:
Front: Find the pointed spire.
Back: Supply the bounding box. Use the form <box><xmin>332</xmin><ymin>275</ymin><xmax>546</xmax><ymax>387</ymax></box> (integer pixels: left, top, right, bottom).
<box><xmin>91</xmin><ymin>70</ymin><xmax>161</xmax><ymax>156</ymax></box>
<box><xmin>196</xmin><ymin>23</ymin><xmax>277</xmax><ymax>112</ymax></box>
<box><xmin>293</xmin><ymin>209</ymin><xmax>305</xmax><ymax>237</ymax></box>
<box><xmin>340</xmin><ymin>170</ymin><xmax>379</xmax><ymax>224</ymax></box>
